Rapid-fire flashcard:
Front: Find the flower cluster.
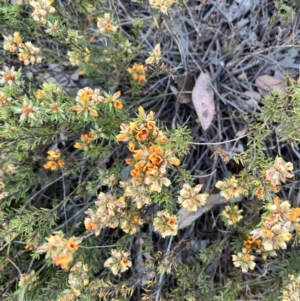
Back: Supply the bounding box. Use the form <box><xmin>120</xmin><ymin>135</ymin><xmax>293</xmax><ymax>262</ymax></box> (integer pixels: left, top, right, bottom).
<box><xmin>3</xmin><ymin>32</ymin><xmax>22</xmax><ymax>53</ymax></box>
<box><xmin>117</xmin><ymin>106</ymin><xmax>179</xmax><ymax>193</ymax></box>
<box><xmin>3</xmin><ymin>31</ymin><xmax>41</xmax><ymax>65</ymax></box>
<box><xmin>29</xmin><ymin>0</ymin><xmax>56</xmax><ymax>24</ymax></box>
<box><xmin>18</xmin><ymin>42</ymin><xmax>42</xmax><ymax>65</ymax></box>
<box><xmin>71</xmin><ymin>87</ymin><xmax>100</xmax><ymax>117</ymax></box>
<box><xmin>136</xmin><ymin>145</ymin><xmax>179</xmax><ymax>192</ymax></box>
<box><xmin>251</xmin><ymin>197</ymin><xmax>300</xmax><ymax>252</ymax></box>
<box><xmin>85</xmin><ymin>193</ymin><xmax>126</xmax><ymax>233</ymax></box>
<box><xmin>120</xmin><ymin>178</ymin><xmax>152</xmax><ymax>209</ymax></box>
<box><xmin>104</xmin><ymin>249</ymin><xmax>132</xmax><ymax>275</ymax></box>
<box><xmin>74</xmin><ymin>127</ymin><xmax>104</xmax><ymax>147</ymax></box>
<box><xmin>177</xmin><ymin>183</ymin><xmax>208</xmax><ymax>212</ymax></box>
<box><xmin>43</xmin><ymin>149</ymin><xmax>65</xmax><ymax>170</ymax></box>
<box><xmin>18</xmin><ymin>270</ymin><xmax>39</xmax><ymax>290</ymax></box>
<box><xmin>84</xmin><ymin>108</ymin><xmax>182</xmax><ymax>238</ymax></box>
<box><xmin>153</xmin><ymin>210</ymin><xmax>178</xmax><ymax>237</ymax></box>
<box><xmin>265</xmin><ymin>156</ymin><xmax>293</xmax><ymax>186</ymax></box>
<box><xmin>120</xmin><ymin>212</ymin><xmax>144</xmax><ymax>234</ymax></box>
<box><xmin>0</xmin><ymin>66</ymin><xmax>21</xmax><ymax>86</ymax></box>
<box><xmin>127</xmin><ymin>63</ymin><xmax>147</xmax><ymax>84</ymax></box>
<box><xmin>36</xmin><ymin>231</ymin><xmax>81</xmax><ymax>270</ymax></box>
<box><xmin>3</xmin><ymin>31</ymin><xmax>36</xmax><ymax>66</ymax></box>
<box><xmin>85</xmin><ymin>192</ymin><xmax>143</xmax><ymax>235</ymax></box>
<box><xmin>57</xmin><ymin>261</ymin><xmax>89</xmax><ymax>300</ymax></box>
<box><xmin>102</xmin><ymin>91</ymin><xmax>123</xmax><ymax>109</ymax></box>
<box><xmin>115</xmin><ymin>106</ymin><xmax>181</xmax><ymax>237</ymax></box>
<box><xmin>282</xmin><ymin>274</ymin><xmax>300</xmax><ymax>301</ymax></box>
<box><xmin>243</xmin><ymin>235</ymin><xmax>262</xmax><ymax>252</ymax></box>
<box><xmin>116</xmin><ymin>107</ymin><xmax>165</xmax><ymax>144</ymax></box>
<box><xmin>232</xmin><ymin>248</ymin><xmax>256</xmax><ymax>273</ymax></box>
<box><xmin>233</xmin><ymin>196</ymin><xmax>300</xmax><ymax>273</ymax></box>
<box><xmin>97</xmin><ymin>13</ymin><xmax>118</xmax><ymax>34</ymax></box>
<box><xmin>149</xmin><ymin>0</ymin><xmax>174</xmax><ymax>14</ymax></box>
<box><xmin>9</xmin><ymin>37</ymin><xmax>42</xmax><ymax>65</ymax></box>
<box><xmin>215</xmin><ymin>176</ymin><xmax>243</xmax><ymax>200</ymax></box>
<box><xmin>71</xmin><ymin>87</ymin><xmax>123</xmax><ymax>118</ymax></box>
<box><xmin>14</xmin><ymin>98</ymin><xmax>39</xmax><ymax>122</ymax></box>
<box><xmin>252</xmin><ymin>179</ymin><xmax>280</xmax><ymax>200</ymax></box>
<box><xmin>145</xmin><ymin>44</ymin><xmax>162</xmax><ymax>65</ymax></box>
<box><xmin>221</xmin><ymin>205</ymin><xmax>243</xmax><ymax>226</ymax></box>
<box><xmin>74</xmin><ymin>132</ymin><xmax>94</xmax><ymax>150</ymax></box>
<box><xmin>35</xmin><ymin>82</ymin><xmax>62</xmax><ymax>99</ymax></box>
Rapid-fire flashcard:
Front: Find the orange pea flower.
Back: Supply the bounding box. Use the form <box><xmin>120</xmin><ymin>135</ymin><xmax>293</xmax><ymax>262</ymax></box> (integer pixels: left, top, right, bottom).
<box><xmin>52</xmin><ymin>252</ymin><xmax>73</xmax><ymax>269</ymax></box>
<box><xmin>67</xmin><ymin>236</ymin><xmax>81</xmax><ymax>252</ymax></box>
<box><xmin>85</xmin><ymin>218</ymin><xmax>96</xmax><ymax>231</ymax></box>
<box><xmin>136</xmin><ymin>128</ymin><xmax>149</xmax><ymax>141</ymax></box>
<box><xmin>288</xmin><ymin>208</ymin><xmax>300</xmax><ymax>222</ymax></box>
<box><xmin>131</xmin><ymin>169</ymin><xmax>141</xmax><ymax>179</ymax></box>
<box><xmin>43</xmin><ymin>161</ymin><xmax>57</xmax><ymax>170</ymax></box>
<box><xmin>74</xmin><ymin>142</ymin><xmax>83</xmax><ymax>149</ymax></box>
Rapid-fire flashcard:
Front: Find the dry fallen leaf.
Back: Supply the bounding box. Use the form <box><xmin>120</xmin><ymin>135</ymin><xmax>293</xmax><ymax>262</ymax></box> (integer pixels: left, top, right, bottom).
<box><xmin>175</xmin><ymin>74</ymin><xmax>195</xmax><ymax>104</ymax></box>
<box><xmin>255</xmin><ymin>75</ymin><xmax>287</xmax><ymax>97</ymax></box>
<box><xmin>192</xmin><ymin>72</ymin><xmax>215</xmax><ymax>131</ymax></box>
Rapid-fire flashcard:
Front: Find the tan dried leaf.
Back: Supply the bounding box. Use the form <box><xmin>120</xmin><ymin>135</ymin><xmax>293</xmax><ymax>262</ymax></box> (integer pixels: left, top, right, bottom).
<box><xmin>255</xmin><ymin>75</ymin><xmax>287</xmax><ymax>97</ymax></box>
<box><xmin>192</xmin><ymin>72</ymin><xmax>215</xmax><ymax>131</ymax></box>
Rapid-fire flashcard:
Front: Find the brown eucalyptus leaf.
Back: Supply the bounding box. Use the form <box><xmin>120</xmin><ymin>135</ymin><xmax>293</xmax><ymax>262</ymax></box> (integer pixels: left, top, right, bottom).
<box><xmin>255</xmin><ymin>75</ymin><xmax>287</xmax><ymax>97</ymax></box>
<box><xmin>178</xmin><ymin>194</ymin><xmax>242</xmax><ymax>229</ymax></box>
<box><xmin>192</xmin><ymin>72</ymin><xmax>215</xmax><ymax>131</ymax></box>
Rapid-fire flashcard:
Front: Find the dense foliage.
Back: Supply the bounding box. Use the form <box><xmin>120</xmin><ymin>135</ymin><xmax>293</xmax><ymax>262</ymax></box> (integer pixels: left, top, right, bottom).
<box><xmin>1</xmin><ymin>1</ymin><xmax>300</xmax><ymax>300</ymax></box>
